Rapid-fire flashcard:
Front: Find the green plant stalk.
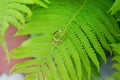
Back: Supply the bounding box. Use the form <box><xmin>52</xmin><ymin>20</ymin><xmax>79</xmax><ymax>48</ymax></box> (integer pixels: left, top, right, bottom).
<box><xmin>0</xmin><ymin>36</ymin><xmax>10</xmax><ymax>63</ymax></box>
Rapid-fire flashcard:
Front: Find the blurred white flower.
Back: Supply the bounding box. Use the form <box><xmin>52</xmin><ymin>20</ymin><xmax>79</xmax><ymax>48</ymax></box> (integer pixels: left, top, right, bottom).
<box><xmin>0</xmin><ymin>73</ymin><xmax>24</xmax><ymax>80</ymax></box>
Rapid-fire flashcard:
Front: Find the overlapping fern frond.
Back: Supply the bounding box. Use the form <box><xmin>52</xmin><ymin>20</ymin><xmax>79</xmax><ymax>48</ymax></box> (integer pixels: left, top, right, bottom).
<box><xmin>7</xmin><ymin>0</ymin><xmax>120</xmax><ymax>80</ymax></box>
<box><xmin>106</xmin><ymin>44</ymin><xmax>120</xmax><ymax>80</ymax></box>
<box><xmin>0</xmin><ymin>0</ymin><xmax>31</xmax><ymax>62</ymax></box>
<box><xmin>0</xmin><ymin>0</ymin><xmax>49</xmax><ymax>39</ymax></box>
<box><xmin>106</xmin><ymin>55</ymin><xmax>120</xmax><ymax>80</ymax></box>
<box><xmin>109</xmin><ymin>0</ymin><xmax>120</xmax><ymax>14</ymax></box>
<box><xmin>0</xmin><ymin>0</ymin><xmax>29</xmax><ymax>37</ymax></box>
<box><xmin>0</xmin><ymin>0</ymin><xmax>49</xmax><ymax>62</ymax></box>
<box><xmin>110</xmin><ymin>0</ymin><xmax>120</xmax><ymax>21</ymax></box>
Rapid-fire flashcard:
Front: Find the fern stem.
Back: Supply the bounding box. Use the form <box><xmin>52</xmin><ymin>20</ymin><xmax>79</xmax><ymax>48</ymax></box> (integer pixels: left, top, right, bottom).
<box><xmin>1</xmin><ymin>36</ymin><xmax>10</xmax><ymax>63</ymax></box>
<box><xmin>50</xmin><ymin>0</ymin><xmax>88</xmax><ymax>55</ymax></box>
<box><xmin>60</xmin><ymin>0</ymin><xmax>87</xmax><ymax>38</ymax></box>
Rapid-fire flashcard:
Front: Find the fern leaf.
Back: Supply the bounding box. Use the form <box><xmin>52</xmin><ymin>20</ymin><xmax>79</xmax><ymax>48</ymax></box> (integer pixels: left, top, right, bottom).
<box><xmin>10</xmin><ymin>0</ymin><xmax>120</xmax><ymax>80</ymax></box>
<box><xmin>106</xmin><ymin>44</ymin><xmax>120</xmax><ymax>80</ymax></box>
<box><xmin>8</xmin><ymin>0</ymin><xmax>49</xmax><ymax>8</ymax></box>
<box><xmin>0</xmin><ymin>0</ymin><xmax>33</xmax><ymax>61</ymax></box>
<box><xmin>113</xmin><ymin>72</ymin><xmax>120</xmax><ymax>79</ymax></box>
<box><xmin>53</xmin><ymin>48</ymin><xmax>70</xmax><ymax>80</ymax></box>
<box><xmin>46</xmin><ymin>57</ymin><xmax>58</xmax><ymax>80</ymax></box>
<box><xmin>58</xmin><ymin>44</ymin><xmax>78</xmax><ymax>80</ymax></box>
<box><xmin>42</xmin><ymin>64</ymin><xmax>53</xmax><ymax>80</ymax></box>
<box><xmin>6</xmin><ymin>9</ymin><xmax>25</xmax><ymax>24</ymax></box>
<box><xmin>10</xmin><ymin>35</ymin><xmax>53</xmax><ymax>59</ymax></box>
<box><xmin>0</xmin><ymin>0</ymin><xmax>31</xmax><ymax>35</ymax></box>
<box><xmin>74</xmin><ymin>17</ymin><xmax>106</xmax><ymax>62</ymax></box>
<box><xmin>111</xmin><ymin>43</ymin><xmax>120</xmax><ymax>54</ymax></box>
<box><xmin>70</xmin><ymin>22</ymin><xmax>100</xmax><ymax>71</ymax></box>
<box><xmin>113</xmin><ymin>63</ymin><xmax>120</xmax><ymax>71</ymax></box>
<box><xmin>25</xmin><ymin>73</ymin><xmax>38</xmax><ymax>80</ymax></box>
<box><xmin>10</xmin><ymin>59</ymin><xmax>44</xmax><ymax>73</ymax></box>
<box><xmin>33</xmin><ymin>0</ymin><xmax>48</xmax><ymax>8</ymax></box>
<box><xmin>109</xmin><ymin>0</ymin><xmax>120</xmax><ymax>14</ymax></box>
<box><xmin>64</xmin><ymin>38</ymin><xmax>86</xmax><ymax>80</ymax></box>
<box><xmin>67</xmin><ymin>26</ymin><xmax>92</xmax><ymax>79</ymax></box>
<box><xmin>8</xmin><ymin>0</ymin><xmax>34</xmax><ymax>4</ymax></box>
<box><xmin>43</xmin><ymin>0</ymin><xmax>50</xmax><ymax>3</ymax></box>
<box><xmin>8</xmin><ymin>3</ymin><xmax>32</xmax><ymax>17</ymax></box>
<box><xmin>112</xmin><ymin>55</ymin><xmax>120</xmax><ymax>63</ymax></box>
<box><xmin>14</xmin><ymin>66</ymin><xmax>41</xmax><ymax>73</ymax></box>
<box><xmin>107</xmin><ymin>55</ymin><xmax>120</xmax><ymax>80</ymax></box>
<box><xmin>79</xmin><ymin>9</ymin><xmax>112</xmax><ymax>53</ymax></box>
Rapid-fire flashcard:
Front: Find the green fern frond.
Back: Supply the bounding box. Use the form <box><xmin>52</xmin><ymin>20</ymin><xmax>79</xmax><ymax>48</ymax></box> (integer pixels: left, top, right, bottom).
<box><xmin>9</xmin><ymin>0</ymin><xmax>120</xmax><ymax>80</ymax></box>
<box><xmin>109</xmin><ymin>0</ymin><xmax>120</xmax><ymax>14</ymax></box>
<box><xmin>106</xmin><ymin>55</ymin><xmax>120</xmax><ymax>80</ymax></box>
<box><xmin>0</xmin><ymin>0</ymin><xmax>32</xmax><ymax>62</ymax></box>
<box><xmin>9</xmin><ymin>0</ymin><xmax>50</xmax><ymax>8</ymax></box>
<box><xmin>106</xmin><ymin>43</ymin><xmax>120</xmax><ymax>80</ymax></box>
<box><xmin>0</xmin><ymin>0</ymin><xmax>49</xmax><ymax>61</ymax></box>
<box><xmin>10</xmin><ymin>35</ymin><xmax>53</xmax><ymax>59</ymax></box>
<box><xmin>111</xmin><ymin>43</ymin><xmax>120</xmax><ymax>54</ymax></box>
<box><xmin>0</xmin><ymin>0</ymin><xmax>32</xmax><ymax>35</ymax></box>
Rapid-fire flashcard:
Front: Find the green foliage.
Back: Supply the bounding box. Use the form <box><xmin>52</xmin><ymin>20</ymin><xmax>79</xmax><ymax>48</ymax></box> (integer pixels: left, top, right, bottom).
<box><xmin>111</xmin><ymin>43</ymin><xmax>120</xmax><ymax>54</ymax></box>
<box><xmin>106</xmin><ymin>44</ymin><xmax>120</xmax><ymax>80</ymax></box>
<box><xmin>109</xmin><ymin>0</ymin><xmax>120</xmax><ymax>14</ymax></box>
<box><xmin>106</xmin><ymin>55</ymin><xmax>120</xmax><ymax>80</ymax></box>
<box><xmin>110</xmin><ymin>0</ymin><xmax>120</xmax><ymax>21</ymax></box>
<box><xmin>10</xmin><ymin>0</ymin><xmax>50</xmax><ymax>8</ymax></box>
<box><xmin>0</xmin><ymin>0</ymin><xmax>49</xmax><ymax>62</ymax></box>
<box><xmin>7</xmin><ymin>0</ymin><xmax>120</xmax><ymax>80</ymax></box>
<box><xmin>0</xmin><ymin>0</ymin><xmax>30</xmax><ymax>36</ymax></box>
<box><xmin>0</xmin><ymin>0</ymin><xmax>49</xmax><ymax>37</ymax></box>
<box><xmin>0</xmin><ymin>0</ymin><xmax>120</xmax><ymax>80</ymax></box>
<box><xmin>0</xmin><ymin>0</ymin><xmax>31</xmax><ymax>62</ymax></box>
